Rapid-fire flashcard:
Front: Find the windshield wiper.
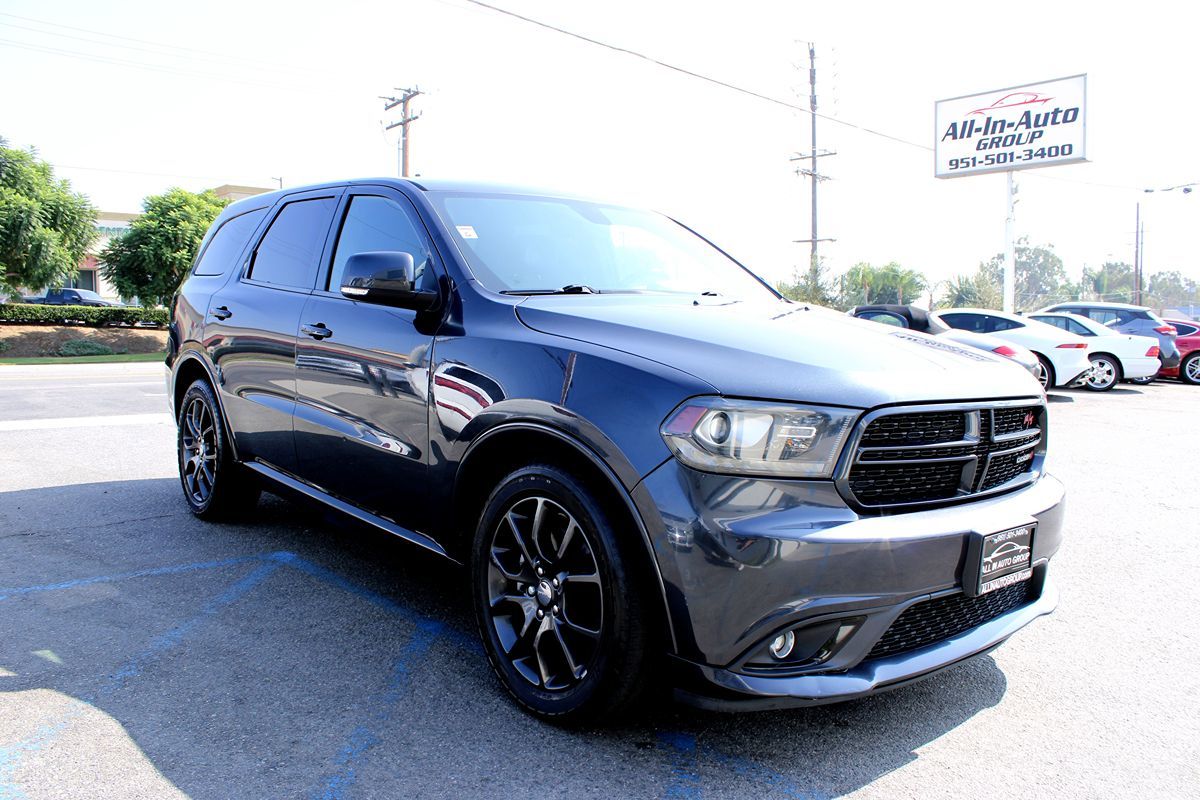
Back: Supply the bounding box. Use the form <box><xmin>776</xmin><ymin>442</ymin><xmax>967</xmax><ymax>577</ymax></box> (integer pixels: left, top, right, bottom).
<box><xmin>501</xmin><ymin>284</ymin><xmax>600</xmax><ymax>296</ymax></box>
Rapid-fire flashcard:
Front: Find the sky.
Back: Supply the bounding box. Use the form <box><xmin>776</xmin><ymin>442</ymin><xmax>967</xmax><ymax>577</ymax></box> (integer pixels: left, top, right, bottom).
<box><xmin>1</xmin><ymin>0</ymin><xmax>1196</xmax><ymax>298</ymax></box>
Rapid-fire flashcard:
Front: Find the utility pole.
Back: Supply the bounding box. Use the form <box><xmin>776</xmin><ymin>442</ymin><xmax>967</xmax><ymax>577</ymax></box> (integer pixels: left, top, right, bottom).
<box><xmin>1133</xmin><ymin>202</ymin><xmax>1142</xmax><ymax>305</ymax></box>
<box><xmin>1003</xmin><ymin>172</ymin><xmax>1017</xmax><ymax>312</ymax></box>
<box><xmin>790</xmin><ymin>44</ymin><xmax>835</xmax><ymax>271</ymax></box>
<box><xmin>381</xmin><ymin>87</ymin><xmax>422</xmax><ymax>177</ymax></box>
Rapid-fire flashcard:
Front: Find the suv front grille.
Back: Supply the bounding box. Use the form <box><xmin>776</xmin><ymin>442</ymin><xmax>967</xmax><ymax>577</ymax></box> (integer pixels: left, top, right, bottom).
<box><xmin>866</xmin><ymin>581</ymin><xmax>1033</xmax><ymax>661</ymax></box>
<box><xmin>844</xmin><ymin>404</ymin><xmax>1043</xmax><ymax>510</ymax></box>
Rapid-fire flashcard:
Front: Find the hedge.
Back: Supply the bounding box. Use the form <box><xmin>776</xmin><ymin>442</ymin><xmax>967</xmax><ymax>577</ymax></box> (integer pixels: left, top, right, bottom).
<box><xmin>0</xmin><ymin>303</ymin><xmax>168</xmax><ymax>327</ymax></box>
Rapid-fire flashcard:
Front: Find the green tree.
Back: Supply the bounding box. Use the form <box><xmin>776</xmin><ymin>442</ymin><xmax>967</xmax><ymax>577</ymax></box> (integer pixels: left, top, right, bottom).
<box><xmin>1146</xmin><ymin>270</ymin><xmax>1197</xmax><ymax>309</ymax></box>
<box><xmin>777</xmin><ymin>255</ymin><xmax>834</xmax><ymax>306</ymax></box>
<box><xmin>0</xmin><ymin>139</ymin><xmax>97</xmax><ymax>295</ymax></box>
<box><xmin>937</xmin><ymin>272</ymin><xmax>1002</xmax><ymax>310</ymax></box>
<box><xmin>100</xmin><ymin>188</ymin><xmax>228</xmax><ymax>306</ymax></box>
<box><xmin>1081</xmin><ymin>261</ymin><xmax>1134</xmax><ymax>303</ymax></box>
<box><xmin>834</xmin><ymin>261</ymin><xmax>927</xmax><ymax>308</ymax></box>
<box><xmin>980</xmin><ymin>239</ymin><xmax>1070</xmax><ymax>310</ymax></box>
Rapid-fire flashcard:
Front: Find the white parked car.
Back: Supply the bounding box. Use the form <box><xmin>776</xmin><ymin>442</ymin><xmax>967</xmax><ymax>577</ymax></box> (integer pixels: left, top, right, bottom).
<box><xmin>933</xmin><ymin>308</ymin><xmax>1092</xmax><ymax>390</ymax></box>
<box><xmin>1027</xmin><ymin>312</ymin><xmax>1161</xmax><ymax>390</ymax></box>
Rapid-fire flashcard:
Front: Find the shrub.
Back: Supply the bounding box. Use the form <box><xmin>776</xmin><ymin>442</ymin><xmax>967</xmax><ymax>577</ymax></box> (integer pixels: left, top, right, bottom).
<box><xmin>58</xmin><ymin>339</ymin><xmax>116</xmax><ymax>357</ymax></box>
<box><xmin>0</xmin><ymin>339</ymin><xmax>9</xmax><ymax>354</ymax></box>
<box><xmin>0</xmin><ymin>303</ymin><xmax>168</xmax><ymax>327</ymax></box>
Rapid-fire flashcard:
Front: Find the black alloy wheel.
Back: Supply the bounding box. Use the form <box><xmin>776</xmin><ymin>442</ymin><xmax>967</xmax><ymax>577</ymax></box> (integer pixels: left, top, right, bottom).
<box><xmin>472</xmin><ymin>465</ymin><xmax>651</xmax><ymax>723</ymax></box>
<box><xmin>176</xmin><ymin>379</ymin><xmax>260</xmax><ymax>518</ymax></box>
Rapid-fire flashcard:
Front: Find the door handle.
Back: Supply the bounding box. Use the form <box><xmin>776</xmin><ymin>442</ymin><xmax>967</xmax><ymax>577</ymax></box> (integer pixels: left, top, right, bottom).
<box><xmin>210</xmin><ymin>306</ymin><xmax>232</xmax><ymax>320</ymax></box>
<box><xmin>301</xmin><ymin>323</ymin><xmax>333</xmax><ymax>340</ymax></box>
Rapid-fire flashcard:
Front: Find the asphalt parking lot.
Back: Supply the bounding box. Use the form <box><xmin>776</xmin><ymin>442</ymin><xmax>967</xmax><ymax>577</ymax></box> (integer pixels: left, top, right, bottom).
<box><xmin>1</xmin><ymin>362</ymin><xmax>1197</xmax><ymax>799</ymax></box>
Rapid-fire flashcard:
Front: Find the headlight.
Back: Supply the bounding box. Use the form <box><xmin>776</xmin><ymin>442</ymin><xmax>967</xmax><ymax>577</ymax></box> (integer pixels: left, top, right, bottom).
<box><xmin>660</xmin><ymin>397</ymin><xmax>859</xmax><ymax>478</ymax></box>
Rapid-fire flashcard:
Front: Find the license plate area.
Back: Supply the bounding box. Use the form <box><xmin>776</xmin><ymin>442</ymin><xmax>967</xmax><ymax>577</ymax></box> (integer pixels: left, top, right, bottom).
<box><xmin>964</xmin><ymin>524</ymin><xmax>1035</xmax><ymax>597</ymax></box>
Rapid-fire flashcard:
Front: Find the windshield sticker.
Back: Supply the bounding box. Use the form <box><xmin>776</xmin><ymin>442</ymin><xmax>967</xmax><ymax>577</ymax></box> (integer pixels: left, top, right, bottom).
<box><xmin>456</xmin><ymin>225</ymin><xmax>478</xmax><ymax>239</ymax></box>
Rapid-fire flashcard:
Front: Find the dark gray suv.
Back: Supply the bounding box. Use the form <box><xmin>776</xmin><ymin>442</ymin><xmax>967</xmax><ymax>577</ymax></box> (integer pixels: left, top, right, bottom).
<box><xmin>167</xmin><ymin>178</ymin><xmax>1064</xmax><ymax>722</ymax></box>
<box><xmin>1037</xmin><ymin>301</ymin><xmax>1181</xmax><ymax>375</ymax></box>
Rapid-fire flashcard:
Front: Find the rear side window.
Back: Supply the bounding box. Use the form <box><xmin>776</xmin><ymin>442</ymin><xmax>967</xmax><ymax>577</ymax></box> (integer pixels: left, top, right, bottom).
<box><xmin>1084</xmin><ymin>308</ymin><xmax>1117</xmax><ymax>324</ymax></box>
<box><xmin>328</xmin><ymin>195</ymin><xmax>435</xmax><ymax>292</ymax></box>
<box><xmin>249</xmin><ymin>198</ymin><xmax>338</xmax><ymax>289</ymax></box>
<box><xmin>1173</xmin><ymin>322</ymin><xmax>1198</xmax><ymax>336</ymax></box>
<box><xmin>1065</xmin><ymin>318</ymin><xmax>1093</xmax><ymax>336</ymax></box>
<box><xmin>987</xmin><ymin>317</ymin><xmax>1023</xmax><ymax>332</ymax></box>
<box><xmin>857</xmin><ymin>311</ymin><xmax>908</xmax><ymax>327</ymax></box>
<box><xmin>1034</xmin><ymin>316</ymin><xmax>1068</xmax><ymax>331</ymax></box>
<box><xmin>939</xmin><ymin>313</ymin><xmax>984</xmax><ymax>333</ymax></box>
<box><xmin>194</xmin><ymin>208</ymin><xmax>267</xmax><ymax>276</ymax></box>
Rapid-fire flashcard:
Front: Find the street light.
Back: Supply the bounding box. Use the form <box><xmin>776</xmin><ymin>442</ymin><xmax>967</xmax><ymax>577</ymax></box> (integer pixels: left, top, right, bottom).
<box><xmin>1134</xmin><ymin>182</ymin><xmax>1196</xmax><ymax>304</ymax></box>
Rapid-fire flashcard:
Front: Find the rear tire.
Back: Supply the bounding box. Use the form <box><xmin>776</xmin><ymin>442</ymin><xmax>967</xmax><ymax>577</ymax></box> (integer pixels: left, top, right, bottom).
<box><xmin>1129</xmin><ymin>376</ymin><xmax>1155</xmax><ymax>386</ymax></box>
<box><xmin>1034</xmin><ymin>354</ymin><xmax>1055</xmax><ymax>390</ymax></box>
<box><xmin>177</xmin><ymin>379</ymin><xmax>260</xmax><ymax>519</ymax></box>
<box><xmin>1083</xmin><ymin>354</ymin><xmax>1120</xmax><ymax>392</ymax></box>
<box><xmin>1181</xmin><ymin>353</ymin><xmax>1200</xmax><ymax>386</ymax></box>
<box><xmin>471</xmin><ymin>464</ymin><xmax>651</xmax><ymax>724</ymax></box>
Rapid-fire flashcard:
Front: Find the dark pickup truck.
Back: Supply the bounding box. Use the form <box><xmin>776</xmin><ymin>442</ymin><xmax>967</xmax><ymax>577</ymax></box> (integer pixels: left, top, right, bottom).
<box><xmin>24</xmin><ymin>288</ymin><xmax>121</xmax><ymax>307</ymax></box>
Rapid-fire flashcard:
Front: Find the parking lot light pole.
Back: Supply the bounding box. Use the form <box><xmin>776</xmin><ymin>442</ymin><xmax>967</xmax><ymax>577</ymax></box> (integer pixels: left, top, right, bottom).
<box><xmin>1138</xmin><ymin>182</ymin><xmax>1196</xmax><ymax>305</ymax></box>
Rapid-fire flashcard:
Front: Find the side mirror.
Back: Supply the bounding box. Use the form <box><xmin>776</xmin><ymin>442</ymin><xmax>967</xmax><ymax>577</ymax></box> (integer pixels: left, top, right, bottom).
<box><xmin>340</xmin><ymin>251</ymin><xmax>441</xmax><ymax>312</ymax></box>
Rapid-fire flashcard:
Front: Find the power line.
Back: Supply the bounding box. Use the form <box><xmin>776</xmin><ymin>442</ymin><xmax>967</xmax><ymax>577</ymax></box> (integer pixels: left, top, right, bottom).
<box><xmin>0</xmin><ymin>11</ymin><xmax>323</xmax><ymax>76</ymax></box>
<box><xmin>0</xmin><ymin>37</ymin><xmax>321</xmax><ymax>92</ymax></box>
<box><xmin>458</xmin><ymin>0</ymin><xmax>933</xmax><ymax>152</ymax></box>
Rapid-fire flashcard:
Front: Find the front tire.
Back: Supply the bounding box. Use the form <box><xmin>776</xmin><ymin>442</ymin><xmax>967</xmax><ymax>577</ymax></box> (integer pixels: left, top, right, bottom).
<box><xmin>177</xmin><ymin>379</ymin><xmax>260</xmax><ymax>518</ymax></box>
<box><xmin>1084</xmin><ymin>354</ymin><xmax>1121</xmax><ymax>392</ymax></box>
<box><xmin>471</xmin><ymin>465</ymin><xmax>651</xmax><ymax>723</ymax></box>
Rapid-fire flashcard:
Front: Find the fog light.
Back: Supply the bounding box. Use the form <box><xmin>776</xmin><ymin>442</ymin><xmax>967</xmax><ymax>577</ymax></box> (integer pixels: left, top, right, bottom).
<box><xmin>768</xmin><ymin>630</ymin><xmax>795</xmax><ymax>660</ymax></box>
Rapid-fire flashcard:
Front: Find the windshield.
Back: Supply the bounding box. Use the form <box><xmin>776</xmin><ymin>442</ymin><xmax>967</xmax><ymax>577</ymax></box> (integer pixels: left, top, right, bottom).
<box><xmin>427</xmin><ymin>191</ymin><xmax>778</xmax><ymax>299</ymax></box>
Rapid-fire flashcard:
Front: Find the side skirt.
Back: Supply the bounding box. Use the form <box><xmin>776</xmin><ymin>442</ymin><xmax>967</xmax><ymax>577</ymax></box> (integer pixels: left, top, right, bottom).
<box><xmin>242</xmin><ymin>461</ymin><xmax>454</xmax><ymax>562</ymax></box>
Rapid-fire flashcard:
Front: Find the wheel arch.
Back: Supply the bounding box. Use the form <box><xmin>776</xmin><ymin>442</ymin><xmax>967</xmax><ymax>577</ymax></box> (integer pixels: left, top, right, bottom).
<box><xmin>452</xmin><ymin>421</ymin><xmax>677</xmax><ymax>651</ymax></box>
<box><xmin>171</xmin><ymin>351</ymin><xmax>240</xmax><ymax>461</ymax></box>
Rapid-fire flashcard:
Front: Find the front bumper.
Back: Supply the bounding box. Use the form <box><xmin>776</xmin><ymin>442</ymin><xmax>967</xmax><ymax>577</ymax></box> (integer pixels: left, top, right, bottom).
<box><xmin>632</xmin><ymin>459</ymin><xmax>1066</xmax><ymax>706</ymax></box>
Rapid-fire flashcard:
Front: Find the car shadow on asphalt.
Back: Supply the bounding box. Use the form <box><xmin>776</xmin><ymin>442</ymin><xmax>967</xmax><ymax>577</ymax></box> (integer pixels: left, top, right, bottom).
<box><xmin>0</xmin><ymin>478</ymin><xmax>1009</xmax><ymax>799</ymax></box>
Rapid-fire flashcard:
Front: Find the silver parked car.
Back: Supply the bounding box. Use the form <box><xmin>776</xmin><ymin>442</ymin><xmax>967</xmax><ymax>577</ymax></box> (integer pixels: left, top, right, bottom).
<box><xmin>850</xmin><ymin>304</ymin><xmax>1041</xmax><ymax>379</ymax></box>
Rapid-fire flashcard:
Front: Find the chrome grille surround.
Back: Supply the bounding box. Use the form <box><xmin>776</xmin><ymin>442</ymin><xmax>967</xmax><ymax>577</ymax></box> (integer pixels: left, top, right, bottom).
<box><xmin>836</xmin><ymin>399</ymin><xmax>1046</xmax><ymax>512</ymax></box>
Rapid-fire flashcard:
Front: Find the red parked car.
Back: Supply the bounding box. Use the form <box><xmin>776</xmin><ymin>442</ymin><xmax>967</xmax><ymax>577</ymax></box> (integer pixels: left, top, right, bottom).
<box><xmin>1161</xmin><ymin>319</ymin><xmax>1200</xmax><ymax>385</ymax></box>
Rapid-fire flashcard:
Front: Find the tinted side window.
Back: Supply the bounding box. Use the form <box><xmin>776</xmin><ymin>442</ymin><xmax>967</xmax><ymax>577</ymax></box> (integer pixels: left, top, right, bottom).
<box><xmin>249</xmin><ymin>198</ymin><xmax>337</xmax><ymax>289</ymax></box>
<box><xmin>194</xmin><ymin>208</ymin><xmax>268</xmax><ymax>276</ymax></box>
<box><xmin>987</xmin><ymin>317</ymin><xmax>1023</xmax><ymax>332</ymax></box>
<box><xmin>1065</xmin><ymin>318</ymin><xmax>1094</xmax><ymax>336</ymax></box>
<box><xmin>1034</xmin><ymin>316</ymin><xmax>1068</xmax><ymax>331</ymax></box>
<box><xmin>1086</xmin><ymin>308</ymin><xmax>1118</xmax><ymax>324</ymax></box>
<box><xmin>328</xmin><ymin>195</ymin><xmax>436</xmax><ymax>292</ymax></box>
<box><xmin>939</xmin><ymin>313</ymin><xmax>984</xmax><ymax>333</ymax></box>
<box><xmin>1173</xmin><ymin>323</ymin><xmax>1198</xmax><ymax>336</ymax></box>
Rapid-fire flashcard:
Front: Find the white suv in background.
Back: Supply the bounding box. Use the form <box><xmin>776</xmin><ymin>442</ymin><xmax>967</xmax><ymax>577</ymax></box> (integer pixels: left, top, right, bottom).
<box><xmin>1027</xmin><ymin>312</ymin><xmax>1160</xmax><ymax>391</ymax></box>
<box><xmin>934</xmin><ymin>309</ymin><xmax>1092</xmax><ymax>390</ymax></box>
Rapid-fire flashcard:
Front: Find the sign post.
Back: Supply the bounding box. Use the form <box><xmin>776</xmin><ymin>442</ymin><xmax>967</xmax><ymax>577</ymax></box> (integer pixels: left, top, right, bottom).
<box><xmin>936</xmin><ymin>75</ymin><xmax>1087</xmax><ymax>312</ymax></box>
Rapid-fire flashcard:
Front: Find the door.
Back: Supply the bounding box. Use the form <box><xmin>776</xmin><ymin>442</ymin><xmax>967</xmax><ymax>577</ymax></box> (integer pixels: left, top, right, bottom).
<box><xmin>206</xmin><ymin>189</ymin><xmax>341</xmax><ymax>473</ymax></box>
<box><xmin>292</xmin><ymin>189</ymin><xmax>443</xmax><ymax>531</ymax></box>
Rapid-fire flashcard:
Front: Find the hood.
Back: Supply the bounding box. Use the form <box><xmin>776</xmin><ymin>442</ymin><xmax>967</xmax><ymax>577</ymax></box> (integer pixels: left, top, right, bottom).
<box><xmin>516</xmin><ymin>295</ymin><xmax>1043</xmax><ymax>408</ymax></box>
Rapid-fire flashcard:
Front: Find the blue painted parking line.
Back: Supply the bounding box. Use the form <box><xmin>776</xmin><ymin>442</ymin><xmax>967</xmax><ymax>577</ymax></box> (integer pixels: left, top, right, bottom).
<box><xmin>0</xmin><ymin>550</ymin><xmax>822</xmax><ymax>799</ymax></box>
<box><xmin>314</xmin><ymin>625</ymin><xmax>438</xmax><ymax>800</ymax></box>
<box><xmin>0</xmin><ymin>559</ymin><xmax>283</xmax><ymax>798</ymax></box>
<box><xmin>0</xmin><ymin>554</ymin><xmax>268</xmax><ymax>602</ymax></box>
<box><xmin>659</xmin><ymin>731</ymin><xmax>703</xmax><ymax>799</ymax></box>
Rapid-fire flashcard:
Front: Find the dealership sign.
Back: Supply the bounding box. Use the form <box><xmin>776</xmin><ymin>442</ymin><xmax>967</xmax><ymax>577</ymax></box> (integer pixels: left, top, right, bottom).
<box><xmin>935</xmin><ymin>74</ymin><xmax>1087</xmax><ymax>178</ymax></box>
